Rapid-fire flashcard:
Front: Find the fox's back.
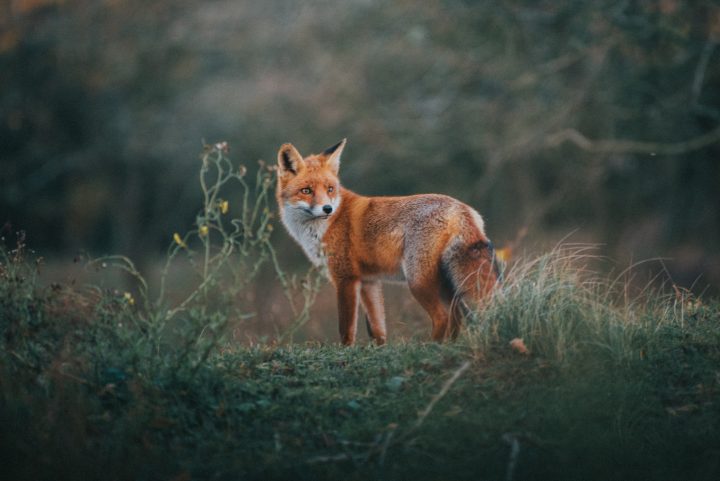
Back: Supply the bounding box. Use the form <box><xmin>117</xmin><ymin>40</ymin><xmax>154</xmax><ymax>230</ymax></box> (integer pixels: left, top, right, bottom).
<box><xmin>324</xmin><ymin>190</ymin><xmax>488</xmax><ymax>281</ymax></box>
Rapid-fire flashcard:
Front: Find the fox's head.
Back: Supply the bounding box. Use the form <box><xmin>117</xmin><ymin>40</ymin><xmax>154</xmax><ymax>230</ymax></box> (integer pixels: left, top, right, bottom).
<box><xmin>276</xmin><ymin>139</ymin><xmax>345</xmax><ymax>220</ymax></box>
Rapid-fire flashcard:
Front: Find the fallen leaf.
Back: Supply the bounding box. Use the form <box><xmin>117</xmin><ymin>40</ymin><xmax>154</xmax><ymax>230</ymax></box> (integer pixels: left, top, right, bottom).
<box><xmin>509</xmin><ymin>338</ymin><xmax>530</xmax><ymax>355</ymax></box>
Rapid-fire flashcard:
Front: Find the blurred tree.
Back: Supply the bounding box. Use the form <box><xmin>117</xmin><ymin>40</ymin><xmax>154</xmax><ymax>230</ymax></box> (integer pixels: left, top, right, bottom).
<box><xmin>0</xmin><ymin>0</ymin><xmax>718</xmax><ymax>291</ymax></box>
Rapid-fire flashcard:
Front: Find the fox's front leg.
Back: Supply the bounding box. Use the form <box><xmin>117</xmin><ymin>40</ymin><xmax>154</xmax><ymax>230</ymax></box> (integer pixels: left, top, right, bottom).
<box><xmin>336</xmin><ymin>279</ymin><xmax>360</xmax><ymax>346</ymax></box>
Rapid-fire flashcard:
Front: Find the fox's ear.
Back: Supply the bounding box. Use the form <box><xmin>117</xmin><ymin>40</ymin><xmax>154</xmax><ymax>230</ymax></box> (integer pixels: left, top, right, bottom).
<box><xmin>322</xmin><ymin>138</ymin><xmax>346</xmax><ymax>175</ymax></box>
<box><xmin>277</xmin><ymin>143</ymin><xmax>305</xmax><ymax>177</ymax></box>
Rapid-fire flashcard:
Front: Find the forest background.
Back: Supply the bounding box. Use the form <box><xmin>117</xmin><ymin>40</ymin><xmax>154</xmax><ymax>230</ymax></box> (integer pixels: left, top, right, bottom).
<box><xmin>2</xmin><ymin>0</ymin><xmax>719</xmax><ymax>334</ymax></box>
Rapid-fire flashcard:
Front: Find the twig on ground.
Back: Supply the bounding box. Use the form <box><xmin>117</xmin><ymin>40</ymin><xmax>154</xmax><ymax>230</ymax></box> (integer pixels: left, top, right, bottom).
<box><xmin>378</xmin><ymin>423</ymin><xmax>398</xmax><ymax>467</ymax></box>
<box><xmin>503</xmin><ymin>433</ymin><xmax>522</xmax><ymax>481</ymax></box>
<box><xmin>414</xmin><ymin>360</ymin><xmax>471</xmax><ymax>431</ymax></box>
<box><xmin>306</xmin><ymin>360</ymin><xmax>473</xmax><ymax>468</ymax></box>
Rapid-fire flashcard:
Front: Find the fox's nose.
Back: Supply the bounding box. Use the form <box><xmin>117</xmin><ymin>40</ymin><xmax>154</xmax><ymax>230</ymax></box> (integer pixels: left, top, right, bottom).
<box><xmin>322</xmin><ymin>205</ymin><xmax>333</xmax><ymax>214</ymax></box>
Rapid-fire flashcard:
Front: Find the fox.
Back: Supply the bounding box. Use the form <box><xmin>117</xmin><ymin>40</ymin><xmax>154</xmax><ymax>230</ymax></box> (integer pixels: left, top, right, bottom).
<box><xmin>276</xmin><ymin>139</ymin><xmax>499</xmax><ymax>346</ymax></box>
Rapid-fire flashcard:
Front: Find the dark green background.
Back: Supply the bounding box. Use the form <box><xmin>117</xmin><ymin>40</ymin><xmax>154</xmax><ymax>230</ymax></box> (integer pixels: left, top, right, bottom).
<box><xmin>2</xmin><ymin>0</ymin><xmax>719</xmax><ymax>292</ymax></box>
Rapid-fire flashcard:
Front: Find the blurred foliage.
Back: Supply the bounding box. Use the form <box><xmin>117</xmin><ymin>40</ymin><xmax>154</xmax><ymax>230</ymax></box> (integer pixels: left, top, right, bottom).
<box><xmin>1</xmin><ymin>0</ymin><xmax>719</xmax><ymax>290</ymax></box>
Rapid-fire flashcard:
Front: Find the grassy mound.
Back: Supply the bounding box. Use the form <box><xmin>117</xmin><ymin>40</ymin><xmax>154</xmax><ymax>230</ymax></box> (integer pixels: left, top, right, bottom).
<box><xmin>2</xmin><ymin>236</ymin><xmax>719</xmax><ymax>480</ymax></box>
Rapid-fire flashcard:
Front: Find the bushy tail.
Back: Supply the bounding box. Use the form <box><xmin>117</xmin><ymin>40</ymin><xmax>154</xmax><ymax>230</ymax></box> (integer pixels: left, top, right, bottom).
<box><xmin>441</xmin><ymin>238</ymin><xmax>500</xmax><ymax>308</ymax></box>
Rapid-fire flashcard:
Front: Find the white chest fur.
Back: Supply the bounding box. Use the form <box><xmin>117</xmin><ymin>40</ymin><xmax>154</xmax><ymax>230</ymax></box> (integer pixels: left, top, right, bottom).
<box><xmin>280</xmin><ymin>205</ymin><xmax>330</xmax><ymax>267</ymax></box>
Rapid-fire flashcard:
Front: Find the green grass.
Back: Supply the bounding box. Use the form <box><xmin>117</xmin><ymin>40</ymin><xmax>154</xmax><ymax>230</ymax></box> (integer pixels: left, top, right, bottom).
<box><xmin>2</xmin><ymin>239</ymin><xmax>719</xmax><ymax>481</ymax></box>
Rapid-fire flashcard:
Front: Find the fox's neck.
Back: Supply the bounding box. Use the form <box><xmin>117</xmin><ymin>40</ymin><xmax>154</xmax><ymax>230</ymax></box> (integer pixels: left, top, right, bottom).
<box><xmin>280</xmin><ymin>189</ymin><xmax>351</xmax><ymax>266</ymax></box>
<box><xmin>280</xmin><ymin>208</ymin><xmax>330</xmax><ymax>266</ymax></box>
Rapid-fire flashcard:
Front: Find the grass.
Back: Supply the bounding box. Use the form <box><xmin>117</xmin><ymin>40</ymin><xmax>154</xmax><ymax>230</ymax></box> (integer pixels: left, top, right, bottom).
<box><xmin>1</xmin><ymin>145</ymin><xmax>719</xmax><ymax>480</ymax></box>
<box><xmin>2</xmin><ymin>241</ymin><xmax>719</xmax><ymax>481</ymax></box>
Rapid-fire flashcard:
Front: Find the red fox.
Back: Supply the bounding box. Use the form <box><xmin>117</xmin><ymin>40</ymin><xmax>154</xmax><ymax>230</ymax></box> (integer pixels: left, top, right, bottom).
<box><xmin>276</xmin><ymin>139</ymin><xmax>499</xmax><ymax>345</ymax></box>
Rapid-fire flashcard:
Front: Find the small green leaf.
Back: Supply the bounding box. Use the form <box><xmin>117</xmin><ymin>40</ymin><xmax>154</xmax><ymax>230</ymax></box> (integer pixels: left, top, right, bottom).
<box><xmin>385</xmin><ymin>376</ymin><xmax>406</xmax><ymax>392</ymax></box>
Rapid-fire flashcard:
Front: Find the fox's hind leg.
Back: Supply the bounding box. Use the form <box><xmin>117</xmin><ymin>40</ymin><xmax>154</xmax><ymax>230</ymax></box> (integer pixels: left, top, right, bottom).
<box><xmin>407</xmin><ymin>272</ymin><xmax>452</xmax><ymax>341</ymax></box>
<box><xmin>360</xmin><ymin>281</ymin><xmax>387</xmax><ymax>345</ymax></box>
<box><xmin>403</xmin><ymin>240</ymin><xmax>454</xmax><ymax>341</ymax></box>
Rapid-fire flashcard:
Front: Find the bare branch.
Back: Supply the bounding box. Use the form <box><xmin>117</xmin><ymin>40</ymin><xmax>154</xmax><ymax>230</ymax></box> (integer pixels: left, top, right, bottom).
<box><xmin>305</xmin><ymin>453</ymin><xmax>362</xmax><ymax>465</ymax></box>
<box><xmin>545</xmin><ymin>124</ymin><xmax>720</xmax><ymax>156</ymax></box>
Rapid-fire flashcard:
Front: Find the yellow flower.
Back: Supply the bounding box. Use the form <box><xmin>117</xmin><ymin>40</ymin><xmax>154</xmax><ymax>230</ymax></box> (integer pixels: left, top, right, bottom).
<box><xmin>220</xmin><ymin>200</ymin><xmax>229</xmax><ymax>215</ymax></box>
<box><xmin>173</xmin><ymin>232</ymin><xmax>187</xmax><ymax>248</ymax></box>
<box><xmin>495</xmin><ymin>247</ymin><xmax>512</xmax><ymax>262</ymax></box>
<box><xmin>123</xmin><ymin>292</ymin><xmax>135</xmax><ymax>306</ymax></box>
<box><xmin>199</xmin><ymin>225</ymin><xmax>209</xmax><ymax>237</ymax></box>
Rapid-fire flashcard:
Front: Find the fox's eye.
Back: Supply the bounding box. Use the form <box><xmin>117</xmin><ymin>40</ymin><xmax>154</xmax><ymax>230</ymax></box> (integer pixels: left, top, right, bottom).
<box><xmin>328</xmin><ymin>186</ymin><xmax>334</xmax><ymax>193</ymax></box>
<box><xmin>300</xmin><ymin>187</ymin><xmax>312</xmax><ymax>195</ymax></box>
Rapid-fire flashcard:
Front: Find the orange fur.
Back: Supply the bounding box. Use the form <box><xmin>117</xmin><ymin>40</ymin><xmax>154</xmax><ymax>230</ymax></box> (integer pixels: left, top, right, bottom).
<box><xmin>277</xmin><ymin>139</ymin><xmax>498</xmax><ymax>345</ymax></box>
